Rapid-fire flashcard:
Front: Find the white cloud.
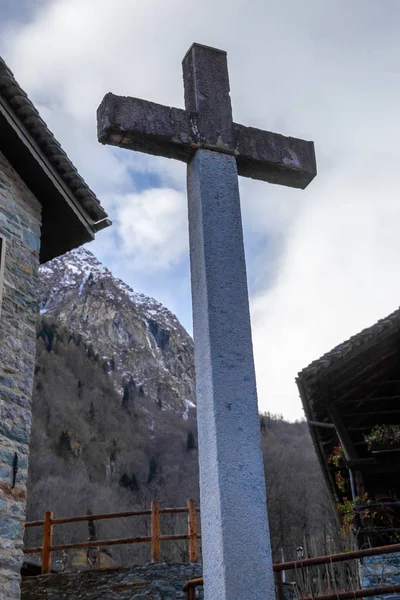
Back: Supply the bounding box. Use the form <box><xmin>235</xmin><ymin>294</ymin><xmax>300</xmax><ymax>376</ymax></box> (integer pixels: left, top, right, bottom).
<box><xmin>2</xmin><ymin>0</ymin><xmax>400</xmax><ymax>419</ymax></box>
<box><xmin>252</xmin><ymin>154</ymin><xmax>400</xmax><ymax>419</ymax></box>
<box><xmin>115</xmin><ymin>188</ymin><xmax>188</xmax><ymax>270</ymax></box>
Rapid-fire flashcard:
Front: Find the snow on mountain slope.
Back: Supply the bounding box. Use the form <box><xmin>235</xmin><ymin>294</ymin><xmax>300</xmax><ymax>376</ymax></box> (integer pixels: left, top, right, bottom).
<box><xmin>39</xmin><ymin>247</ymin><xmax>195</xmax><ymax>415</ymax></box>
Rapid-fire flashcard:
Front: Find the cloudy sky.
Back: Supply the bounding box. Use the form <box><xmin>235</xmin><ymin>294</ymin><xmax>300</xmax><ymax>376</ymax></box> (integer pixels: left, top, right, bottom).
<box><xmin>1</xmin><ymin>0</ymin><xmax>400</xmax><ymax>420</ymax></box>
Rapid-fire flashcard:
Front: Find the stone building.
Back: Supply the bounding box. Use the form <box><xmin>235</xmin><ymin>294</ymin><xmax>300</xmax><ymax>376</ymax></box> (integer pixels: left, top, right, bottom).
<box><xmin>298</xmin><ymin>308</ymin><xmax>400</xmax><ymax>598</ymax></box>
<box><xmin>0</xmin><ymin>57</ymin><xmax>110</xmax><ymax>598</ymax></box>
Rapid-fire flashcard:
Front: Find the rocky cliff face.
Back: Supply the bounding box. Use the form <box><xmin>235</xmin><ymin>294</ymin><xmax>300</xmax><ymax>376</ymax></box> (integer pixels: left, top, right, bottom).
<box><xmin>38</xmin><ymin>247</ymin><xmax>195</xmax><ymax>417</ymax></box>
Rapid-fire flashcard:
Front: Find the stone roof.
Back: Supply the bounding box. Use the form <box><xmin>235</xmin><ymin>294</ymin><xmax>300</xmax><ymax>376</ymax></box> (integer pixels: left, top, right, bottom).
<box><xmin>298</xmin><ymin>306</ymin><xmax>400</xmax><ymax>384</ymax></box>
<box><xmin>0</xmin><ymin>57</ymin><xmax>108</xmax><ymax>226</ymax></box>
<box><xmin>297</xmin><ymin>306</ymin><xmax>400</xmax><ymax>510</ymax></box>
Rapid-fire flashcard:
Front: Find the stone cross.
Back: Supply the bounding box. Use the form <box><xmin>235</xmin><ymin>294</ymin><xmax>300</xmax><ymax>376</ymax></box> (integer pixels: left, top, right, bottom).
<box><xmin>97</xmin><ymin>43</ymin><xmax>316</xmax><ymax>600</ymax></box>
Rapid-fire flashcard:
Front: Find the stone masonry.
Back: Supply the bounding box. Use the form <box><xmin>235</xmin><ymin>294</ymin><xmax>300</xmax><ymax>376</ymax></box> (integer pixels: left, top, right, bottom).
<box><xmin>21</xmin><ymin>563</ymin><xmax>203</xmax><ymax>600</ymax></box>
<box><xmin>359</xmin><ymin>552</ymin><xmax>400</xmax><ymax>600</ymax></box>
<box><xmin>0</xmin><ymin>149</ymin><xmax>42</xmax><ymax>599</ymax></box>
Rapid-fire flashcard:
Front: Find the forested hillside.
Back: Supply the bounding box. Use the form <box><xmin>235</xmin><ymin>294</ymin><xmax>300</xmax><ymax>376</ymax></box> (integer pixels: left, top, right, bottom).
<box><xmin>26</xmin><ymin>317</ymin><xmax>199</xmax><ymax>566</ymax></box>
<box><xmin>24</xmin><ymin>249</ymin><xmax>340</xmax><ymax>569</ymax></box>
<box><xmin>25</xmin><ymin>322</ymin><xmax>339</xmax><ymax>568</ymax></box>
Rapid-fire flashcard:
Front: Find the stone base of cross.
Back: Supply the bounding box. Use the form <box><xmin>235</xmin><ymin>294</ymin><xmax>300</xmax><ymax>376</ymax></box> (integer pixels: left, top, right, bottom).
<box><xmin>97</xmin><ymin>43</ymin><xmax>316</xmax><ymax>600</ymax></box>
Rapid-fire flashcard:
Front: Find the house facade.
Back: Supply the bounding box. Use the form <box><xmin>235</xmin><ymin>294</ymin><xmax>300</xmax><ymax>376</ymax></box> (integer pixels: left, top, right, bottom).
<box><xmin>0</xmin><ymin>57</ymin><xmax>110</xmax><ymax>598</ymax></box>
<box><xmin>298</xmin><ymin>308</ymin><xmax>400</xmax><ymax>598</ymax></box>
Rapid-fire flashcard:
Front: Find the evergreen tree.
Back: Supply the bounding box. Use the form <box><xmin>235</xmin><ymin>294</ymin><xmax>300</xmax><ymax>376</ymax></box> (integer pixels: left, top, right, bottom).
<box><xmin>58</xmin><ymin>431</ymin><xmax>72</xmax><ymax>458</ymax></box>
<box><xmin>186</xmin><ymin>430</ymin><xmax>196</xmax><ymax>451</ymax></box>
<box><xmin>119</xmin><ymin>473</ymin><xmax>131</xmax><ymax>489</ymax></box>
<box><xmin>147</xmin><ymin>458</ymin><xmax>158</xmax><ymax>483</ymax></box>
<box><xmin>122</xmin><ymin>377</ymin><xmax>136</xmax><ymax>410</ymax></box>
<box><xmin>119</xmin><ymin>472</ymin><xmax>140</xmax><ymax>492</ymax></box>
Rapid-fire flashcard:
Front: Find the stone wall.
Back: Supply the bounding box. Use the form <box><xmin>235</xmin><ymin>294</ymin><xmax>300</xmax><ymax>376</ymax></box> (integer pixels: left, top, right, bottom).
<box><xmin>359</xmin><ymin>552</ymin><xmax>400</xmax><ymax>600</ymax></box>
<box><xmin>0</xmin><ymin>150</ymin><xmax>42</xmax><ymax>599</ymax></box>
<box><xmin>21</xmin><ymin>563</ymin><xmax>203</xmax><ymax>600</ymax></box>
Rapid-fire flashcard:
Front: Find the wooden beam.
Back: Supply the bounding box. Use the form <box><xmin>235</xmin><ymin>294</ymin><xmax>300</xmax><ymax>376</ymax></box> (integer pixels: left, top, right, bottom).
<box><xmin>326</xmin><ymin>402</ymin><xmax>358</xmax><ymax>461</ymax></box>
<box><xmin>347</xmin><ymin>426</ymin><xmax>377</xmax><ymax>432</ymax></box>
<box><xmin>50</xmin><ymin>536</ymin><xmax>152</xmax><ymax>552</ymax></box>
<box><xmin>159</xmin><ymin>534</ymin><xmax>190</xmax><ymax>541</ymax></box>
<box><xmin>47</xmin><ymin>534</ymin><xmax>195</xmax><ymax>554</ymax></box>
<box><xmin>332</xmin><ymin>355</ymin><xmax>398</xmax><ymax>403</ymax></box>
<box><xmin>52</xmin><ymin>509</ymin><xmax>151</xmax><ymax>524</ymax></box>
<box><xmin>23</xmin><ymin>546</ymin><xmax>42</xmax><ymax>554</ymax></box>
<box><xmin>159</xmin><ymin>507</ymin><xmax>190</xmax><ymax>514</ymax></box>
<box><xmin>342</xmin><ymin>408</ymin><xmax>400</xmax><ymax>418</ymax></box>
<box><xmin>48</xmin><ymin>506</ymin><xmax>188</xmax><ymax>525</ymax></box>
<box><xmin>346</xmin><ymin>458</ymin><xmax>375</xmax><ymax>468</ymax></box>
<box><xmin>337</xmin><ymin>394</ymin><xmax>400</xmax><ymax>404</ymax></box>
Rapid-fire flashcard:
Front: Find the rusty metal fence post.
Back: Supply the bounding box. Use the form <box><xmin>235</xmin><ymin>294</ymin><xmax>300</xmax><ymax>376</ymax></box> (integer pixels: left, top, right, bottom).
<box><xmin>151</xmin><ymin>501</ymin><xmax>160</xmax><ymax>562</ymax></box>
<box><xmin>187</xmin><ymin>499</ymin><xmax>198</xmax><ymax>562</ymax></box>
<box><xmin>41</xmin><ymin>511</ymin><xmax>53</xmax><ymax>574</ymax></box>
<box><xmin>275</xmin><ymin>570</ymin><xmax>285</xmax><ymax>600</ymax></box>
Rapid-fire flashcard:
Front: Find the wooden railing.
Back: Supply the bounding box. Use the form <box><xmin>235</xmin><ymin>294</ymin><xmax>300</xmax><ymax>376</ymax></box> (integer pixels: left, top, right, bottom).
<box><xmin>183</xmin><ymin>541</ymin><xmax>400</xmax><ymax>600</ymax></box>
<box><xmin>24</xmin><ymin>499</ymin><xmax>200</xmax><ymax>574</ymax></box>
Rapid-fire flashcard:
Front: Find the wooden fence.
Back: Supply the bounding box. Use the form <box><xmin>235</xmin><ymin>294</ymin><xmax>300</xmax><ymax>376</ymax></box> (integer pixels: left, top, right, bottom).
<box><xmin>24</xmin><ymin>506</ymin><xmax>400</xmax><ymax>599</ymax></box>
<box><xmin>23</xmin><ymin>499</ymin><xmax>200</xmax><ymax>574</ymax></box>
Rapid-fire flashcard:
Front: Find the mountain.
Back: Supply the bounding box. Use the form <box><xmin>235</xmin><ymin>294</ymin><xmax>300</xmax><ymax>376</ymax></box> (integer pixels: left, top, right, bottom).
<box><xmin>25</xmin><ymin>248</ymin><xmax>338</xmax><ymax>570</ymax></box>
<box><xmin>38</xmin><ymin>248</ymin><xmax>195</xmax><ymax>417</ymax></box>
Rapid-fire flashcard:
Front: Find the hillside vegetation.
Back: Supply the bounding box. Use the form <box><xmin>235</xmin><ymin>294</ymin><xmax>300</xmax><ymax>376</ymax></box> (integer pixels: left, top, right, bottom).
<box><xmin>24</xmin><ymin>248</ymin><xmax>341</xmax><ymax>571</ymax></box>
<box><xmin>25</xmin><ymin>318</ymin><xmax>338</xmax><ymax>568</ymax></box>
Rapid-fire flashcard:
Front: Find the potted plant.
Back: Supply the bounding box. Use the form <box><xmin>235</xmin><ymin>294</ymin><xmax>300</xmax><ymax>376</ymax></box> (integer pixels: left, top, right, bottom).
<box><xmin>327</xmin><ymin>445</ymin><xmax>350</xmax><ymax>493</ymax></box>
<box><xmin>337</xmin><ymin>498</ymin><xmax>356</xmax><ymax>537</ymax></box>
<box><xmin>335</xmin><ymin>470</ymin><xmax>349</xmax><ymax>493</ymax></box>
<box><xmin>364</xmin><ymin>424</ymin><xmax>400</xmax><ymax>452</ymax></box>
<box><xmin>338</xmin><ymin>494</ymin><xmax>371</xmax><ymax>537</ymax></box>
<box><xmin>327</xmin><ymin>444</ymin><xmax>345</xmax><ymax>467</ymax></box>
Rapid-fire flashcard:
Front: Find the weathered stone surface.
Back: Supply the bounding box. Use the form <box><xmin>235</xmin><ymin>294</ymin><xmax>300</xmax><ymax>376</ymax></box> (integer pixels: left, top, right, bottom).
<box><xmin>97</xmin><ymin>94</ymin><xmax>316</xmax><ymax>189</ymax></box>
<box><xmin>97</xmin><ymin>43</ymin><xmax>316</xmax><ymax>190</ymax></box>
<box><xmin>187</xmin><ymin>150</ymin><xmax>275</xmax><ymax>600</ymax></box>
<box><xmin>21</xmin><ymin>562</ymin><xmax>203</xmax><ymax>600</ymax></box>
<box><xmin>97</xmin><ymin>94</ymin><xmax>195</xmax><ymax>162</ymax></box>
<box><xmin>359</xmin><ymin>552</ymin><xmax>400</xmax><ymax>599</ymax></box>
<box><xmin>182</xmin><ymin>44</ymin><xmax>234</xmax><ymax>150</ymax></box>
<box><xmin>233</xmin><ymin>122</ymin><xmax>316</xmax><ymax>188</ymax></box>
<box><xmin>0</xmin><ymin>149</ymin><xmax>42</xmax><ymax>600</ymax></box>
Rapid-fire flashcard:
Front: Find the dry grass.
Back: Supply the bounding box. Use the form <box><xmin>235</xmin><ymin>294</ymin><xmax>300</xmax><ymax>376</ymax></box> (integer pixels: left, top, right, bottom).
<box><xmin>287</xmin><ymin>534</ymin><xmax>360</xmax><ymax>599</ymax></box>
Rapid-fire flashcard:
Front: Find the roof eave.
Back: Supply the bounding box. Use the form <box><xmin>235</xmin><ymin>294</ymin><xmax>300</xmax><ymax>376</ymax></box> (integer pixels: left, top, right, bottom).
<box><xmin>0</xmin><ymin>57</ymin><xmax>111</xmax><ymax>262</ymax></box>
<box><xmin>296</xmin><ymin>375</ymin><xmax>339</xmax><ymax>513</ymax></box>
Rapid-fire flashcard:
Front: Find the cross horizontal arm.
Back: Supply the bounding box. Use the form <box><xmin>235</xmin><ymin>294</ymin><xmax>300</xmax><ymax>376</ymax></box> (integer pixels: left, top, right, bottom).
<box><xmin>97</xmin><ymin>92</ymin><xmax>316</xmax><ymax>189</ymax></box>
<box><xmin>97</xmin><ymin>93</ymin><xmax>194</xmax><ymax>163</ymax></box>
<box><xmin>233</xmin><ymin>122</ymin><xmax>316</xmax><ymax>188</ymax></box>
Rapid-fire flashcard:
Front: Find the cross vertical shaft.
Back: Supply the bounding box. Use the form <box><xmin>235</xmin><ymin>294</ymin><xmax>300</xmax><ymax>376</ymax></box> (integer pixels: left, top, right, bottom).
<box><xmin>183</xmin><ymin>44</ymin><xmax>275</xmax><ymax>600</ymax></box>
<box><xmin>187</xmin><ymin>149</ymin><xmax>275</xmax><ymax>600</ymax></box>
<box><xmin>182</xmin><ymin>44</ymin><xmax>233</xmax><ymax>149</ymax></box>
